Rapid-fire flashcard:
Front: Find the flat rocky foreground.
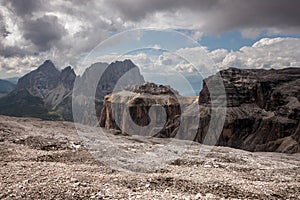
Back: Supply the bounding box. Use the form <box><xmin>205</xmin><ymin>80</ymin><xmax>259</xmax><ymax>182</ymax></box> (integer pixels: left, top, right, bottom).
<box><xmin>0</xmin><ymin>115</ymin><xmax>300</xmax><ymax>199</ymax></box>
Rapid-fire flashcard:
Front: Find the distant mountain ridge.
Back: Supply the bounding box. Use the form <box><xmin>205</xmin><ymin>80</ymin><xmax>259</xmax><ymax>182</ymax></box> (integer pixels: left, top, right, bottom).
<box><xmin>4</xmin><ymin>77</ymin><xmax>19</xmax><ymax>84</ymax></box>
<box><xmin>0</xmin><ymin>59</ymin><xmax>144</xmax><ymax>121</ymax></box>
<box><xmin>0</xmin><ymin>79</ymin><xmax>16</xmax><ymax>94</ymax></box>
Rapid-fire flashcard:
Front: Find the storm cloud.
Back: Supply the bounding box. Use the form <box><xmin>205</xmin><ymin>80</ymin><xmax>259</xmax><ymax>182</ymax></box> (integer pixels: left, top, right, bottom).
<box><xmin>8</xmin><ymin>0</ymin><xmax>43</xmax><ymax>16</ymax></box>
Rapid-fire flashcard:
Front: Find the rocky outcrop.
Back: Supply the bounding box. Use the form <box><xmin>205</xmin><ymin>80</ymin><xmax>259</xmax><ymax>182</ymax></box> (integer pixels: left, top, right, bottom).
<box><xmin>197</xmin><ymin>67</ymin><xmax>300</xmax><ymax>153</ymax></box>
<box><xmin>99</xmin><ymin>82</ymin><xmax>197</xmax><ymax>137</ymax></box>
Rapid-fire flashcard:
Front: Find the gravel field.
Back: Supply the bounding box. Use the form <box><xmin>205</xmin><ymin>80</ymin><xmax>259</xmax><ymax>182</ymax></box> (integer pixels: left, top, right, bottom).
<box><xmin>0</xmin><ymin>115</ymin><xmax>299</xmax><ymax>199</ymax></box>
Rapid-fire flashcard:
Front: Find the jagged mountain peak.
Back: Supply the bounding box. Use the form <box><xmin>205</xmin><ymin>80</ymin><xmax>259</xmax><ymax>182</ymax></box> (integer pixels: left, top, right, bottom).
<box><xmin>110</xmin><ymin>59</ymin><xmax>137</xmax><ymax>68</ymax></box>
<box><xmin>60</xmin><ymin>66</ymin><xmax>76</xmax><ymax>90</ymax></box>
<box><xmin>61</xmin><ymin>66</ymin><xmax>76</xmax><ymax>79</ymax></box>
<box><xmin>114</xmin><ymin>59</ymin><xmax>134</xmax><ymax>64</ymax></box>
<box><xmin>36</xmin><ymin>60</ymin><xmax>60</xmax><ymax>74</ymax></box>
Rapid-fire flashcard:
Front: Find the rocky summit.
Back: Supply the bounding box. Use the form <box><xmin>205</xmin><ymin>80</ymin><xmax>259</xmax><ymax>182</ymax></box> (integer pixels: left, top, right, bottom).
<box><xmin>101</xmin><ymin>67</ymin><xmax>300</xmax><ymax>153</ymax></box>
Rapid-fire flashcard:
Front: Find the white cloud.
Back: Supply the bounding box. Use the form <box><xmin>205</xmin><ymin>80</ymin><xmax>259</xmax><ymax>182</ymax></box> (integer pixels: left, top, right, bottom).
<box><xmin>79</xmin><ymin>37</ymin><xmax>300</xmax><ymax>78</ymax></box>
<box><xmin>214</xmin><ymin>37</ymin><xmax>300</xmax><ymax>69</ymax></box>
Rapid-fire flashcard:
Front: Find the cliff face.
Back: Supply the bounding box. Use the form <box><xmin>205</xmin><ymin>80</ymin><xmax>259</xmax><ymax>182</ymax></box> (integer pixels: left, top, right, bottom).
<box><xmin>100</xmin><ymin>68</ymin><xmax>300</xmax><ymax>153</ymax></box>
<box><xmin>197</xmin><ymin>67</ymin><xmax>300</xmax><ymax>153</ymax></box>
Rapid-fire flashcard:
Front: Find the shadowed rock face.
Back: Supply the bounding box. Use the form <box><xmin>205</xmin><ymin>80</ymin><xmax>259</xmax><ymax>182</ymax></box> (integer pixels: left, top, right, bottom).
<box><xmin>94</xmin><ymin>60</ymin><xmax>145</xmax><ymax>119</ymax></box>
<box><xmin>197</xmin><ymin>67</ymin><xmax>300</xmax><ymax>153</ymax></box>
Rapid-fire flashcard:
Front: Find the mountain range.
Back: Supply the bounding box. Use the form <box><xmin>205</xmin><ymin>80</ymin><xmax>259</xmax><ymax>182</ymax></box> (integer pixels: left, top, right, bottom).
<box><xmin>0</xmin><ymin>59</ymin><xmax>144</xmax><ymax>121</ymax></box>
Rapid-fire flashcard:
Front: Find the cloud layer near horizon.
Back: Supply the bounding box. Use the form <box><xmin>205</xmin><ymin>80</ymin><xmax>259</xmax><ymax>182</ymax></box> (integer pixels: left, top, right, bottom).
<box><xmin>0</xmin><ymin>0</ymin><xmax>300</xmax><ymax>77</ymax></box>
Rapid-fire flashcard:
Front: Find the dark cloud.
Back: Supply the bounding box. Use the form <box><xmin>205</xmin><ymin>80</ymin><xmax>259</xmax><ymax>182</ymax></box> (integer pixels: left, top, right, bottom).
<box><xmin>23</xmin><ymin>15</ymin><xmax>67</xmax><ymax>52</ymax></box>
<box><xmin>6</xmin><ymin>0</ymin><xmax>43</xmax><ymax>16</ymax></box>
<box><xmin>105</xmin><ymin>0</ymin><xmax>218</xmax><ymax>21</ymax></box>
<box><xmin>105</xmin><ymin>0</ymin><xmax>300</xmax><ymax>33</ymax></box>
<box><xmin>203</xmin><ymin>0</ymin><xmax>300</xmax><ymax>33</ymax></box>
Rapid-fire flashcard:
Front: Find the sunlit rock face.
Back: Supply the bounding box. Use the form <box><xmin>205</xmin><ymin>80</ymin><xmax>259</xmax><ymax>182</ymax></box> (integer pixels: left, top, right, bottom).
<box><xmin>197</xmin><ymin>67</ymin><xmax>300</xmax><ymax>153</ymax></box>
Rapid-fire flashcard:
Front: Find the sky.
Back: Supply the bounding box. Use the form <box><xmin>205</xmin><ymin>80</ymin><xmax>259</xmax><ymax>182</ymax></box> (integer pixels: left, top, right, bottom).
<box><xmin>0</xmin><ymin>0</ymin><xmax>300</xmax><ymax>79</ymax></box>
